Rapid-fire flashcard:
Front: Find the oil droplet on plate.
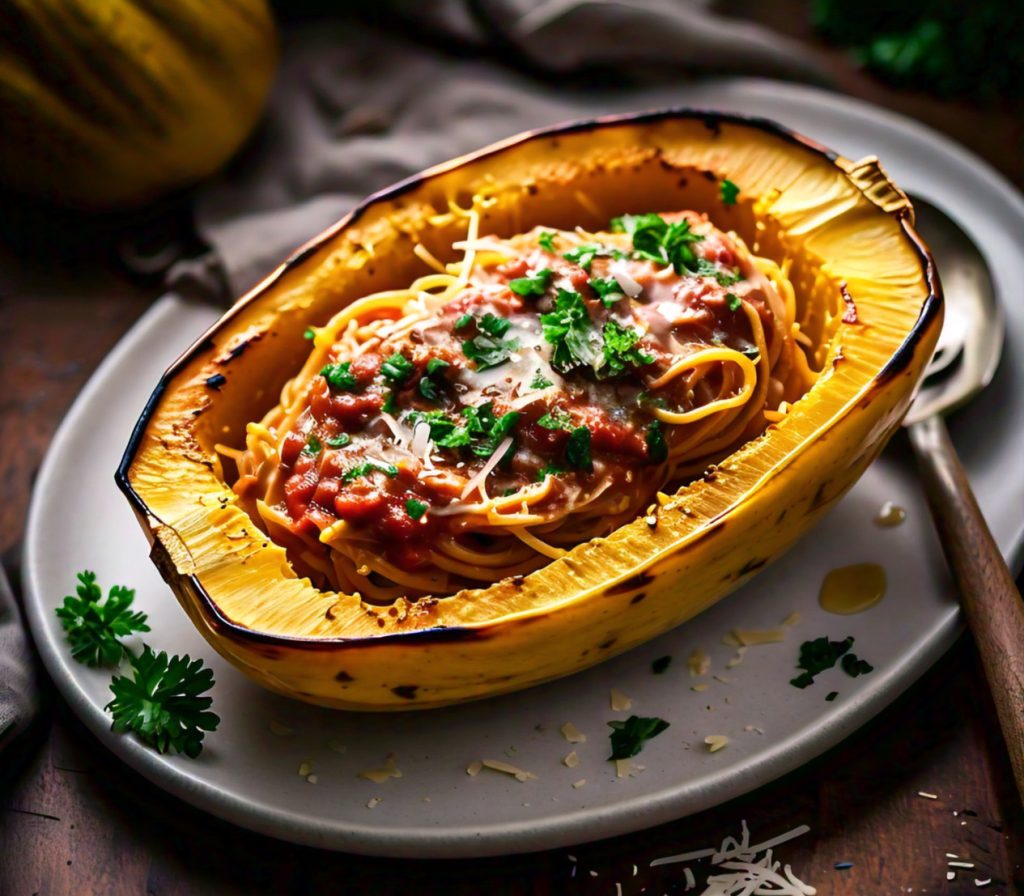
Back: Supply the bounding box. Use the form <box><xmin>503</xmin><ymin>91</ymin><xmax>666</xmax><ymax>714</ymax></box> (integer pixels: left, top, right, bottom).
<box><xmin>874</xmin><ymin>501</ymin><xmax>906</xmax><ymax>527</ymax></box>
<box><xmin>819</xmin><ymin>563</ymin><xmax>886</xmax><ymax>615</ymax></box>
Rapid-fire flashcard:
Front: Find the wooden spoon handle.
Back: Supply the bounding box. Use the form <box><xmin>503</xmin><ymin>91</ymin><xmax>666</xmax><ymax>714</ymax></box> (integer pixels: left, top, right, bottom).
<box><xmin>908</xmin><ymin>414</ymin><xmax>1024</xmax><ymax>801</ymax></box>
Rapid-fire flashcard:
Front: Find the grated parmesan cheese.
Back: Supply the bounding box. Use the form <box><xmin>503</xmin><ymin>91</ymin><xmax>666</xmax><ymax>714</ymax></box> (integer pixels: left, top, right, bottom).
<box><xmin>563</xmin><ymin>751</ymin><xmax>580</xmax><ymax>768</ymax></box>
<box><xmin>688</xmin><ymin>648</ymin><xmax>711</xmax><ymax>677</ymax></box>
<box><xmin>572</xmin><ymin>779</ymin><xmax>587</xmax><ymax>789</ymax></box>
<box><xmin>561</xmin><ymin>722</ymin><xmax>587</xmax><ymax>743</ymax></box>
<box><xmin>297</xmin><ymin>760</ymin><xmax>313</xmax><ymax>777</ymax></box>
<box><xmin>732</xmin><ymin>627</ymin><xmax>787</xmax><ymax>645</ymax></box>
<box><xmin>704</xmin><ymin>735</ymin><xmax>729</xmax><ymax>753</ymax></box>
<box><xmin>610</xmin><ymin>688</ymin><xmax>633</xmax><ymax>711</ymax></box>
<box><xmin>466</xmin><ymin>760</ymin><xmax>483</xmax><ymax>776</ymax></box>
<box><xmin>358</xmin><ymin>753</ymin><xmax>402</xmax><ymax>783</ymax></box>
<box><xmin>481</xmin><ymin>759</ymin><xmax>536</xmax><ymax>782</ymax></box>
<box><xmin>366</xmin><ymin>797</ymin><xmax>382</xmax><ymax>809</ymax></box>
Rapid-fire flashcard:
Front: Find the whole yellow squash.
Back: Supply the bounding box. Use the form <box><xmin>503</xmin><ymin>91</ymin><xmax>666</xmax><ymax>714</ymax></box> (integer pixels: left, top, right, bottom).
<box><xmin>0</xmin><ymin>0</ymin><xmax>276</xmax><ymax>210</ymax></box>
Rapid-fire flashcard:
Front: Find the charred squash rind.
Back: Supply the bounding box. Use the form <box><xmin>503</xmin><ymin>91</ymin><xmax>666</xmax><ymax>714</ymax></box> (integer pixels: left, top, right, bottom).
<box><xmin>118</xmin><ymin>109</ymin><xmax>941</xmax><ymax>710</ymax></box>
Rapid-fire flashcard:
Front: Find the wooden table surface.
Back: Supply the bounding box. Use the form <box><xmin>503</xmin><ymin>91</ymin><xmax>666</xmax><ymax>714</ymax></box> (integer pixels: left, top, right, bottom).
<box><xmin>2</xmin><ymin>7</ymin><xmax>1023</xmax><ymax>894</ymax></box>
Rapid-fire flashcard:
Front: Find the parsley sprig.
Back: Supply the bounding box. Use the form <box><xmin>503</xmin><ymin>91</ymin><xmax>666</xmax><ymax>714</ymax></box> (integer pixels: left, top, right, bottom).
<box><xmin>56</xmin><ymin>572</ymin><xmax>218</xmax><ymax>757</ymax></box>
<box><xmin>107</xmin><ymin>646</ymin><xmax>219</xmax><ymax>759</ymax></box>
<box><xmin>56</xmin><ymin>571</ymin><xmax>149</xmax><ymax>667</ymax></box>
<box><xmin>608</xmin><ymin>715</ymin><xmax>670</xmax><ymax>760</ymax></box>
<box><xmin>540</xmin><ymin>289</ymin><xmax>603</xmax><ymax>373</ymax></box>
<box><xmin>610</xmin><ymin>213</ymin><xmax>705</xmax><ymax>274</ymax></box>
<box><xmin>462</xmin><ymin>313</ymin><xmax>520</xmax><ymax>371</ymax></box>
<box><xmin>407</xmin><ymin>403</ymin><xmax>520</xmax><ymax>459</ymax></box>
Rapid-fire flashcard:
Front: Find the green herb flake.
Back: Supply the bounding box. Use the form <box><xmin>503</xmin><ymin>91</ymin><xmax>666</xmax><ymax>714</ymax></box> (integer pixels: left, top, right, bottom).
<box><xmin>646</xmin><ymin>420</ymin><xmax>668</xmax><ymax>464</ymax></box>
<box><xmin>540</xmin><ymin>288</ymin><xmax>602</xmax><ymax>372</ymax></box>
<box><xmin>342</xmin><ymin>461</ymin><xmax>399</xmax><ymax>483</ymax></box>
<box><xmin>55</xmin><ymin>571</ymin><xmax>150</xmax><ymax>667</ymax></box>
<box><xmin>611</xmin><ymin>213</ymin><xmax>705</xmax><ymax>274</ymax></box>
<box><xmin>321</xmin><ymin>362</ymin><xmax>359</xmax><ymax>392</ymax></box>
<box><xmin>726</xmin><ymin>292</ymin><xmax>742</xmax><ymax>312</ymax></box>
<box><xmin>106</xmin><ymin>645</ymin><xmax>219</xmax><ymax>758</ymax></box>
<box><xmin>419</xmin><ymin>357</ymin><xmax>451</xmax><ymax>401</ymax></box>
<box><xmin>303</xmin><ymin>327</ymin><xmax>316</xmax><ymax>340</ymax></box>
<box><xmin>720</xmin><ymin>179</ymin><xmax>740</xmax><ymax>206</ymax></box>
<box><xmin>405</xmin><ymin>498</ymin><xmax>429</xmax><ymax>520</ymax></box>
<box><xmin>462</xmin><ymin>403</ymin><xmax>520</xmax><ymax>458</ymax></box>
<box><xmin>535</xmin><ymin>464</ymin><xmax>566</xmax><ymax>481</ymax></box>
<box><xmin>841</xmin><ymin>654</ymin><xmax>874</xmax><ymax>677</ymax></box>
<box><xmin>565</xmin><ymin>425</ymin><xmax>592</xmax><ymax>472</ymax></box>
<box><xmin>537</xmin><ymin>409</ymin><xmax>573</xmax><ymax>431</ymax></box>
<box><xmin>825</xmin><ymin>691</ymin><xmax>839</xmax><ymax>702</ymax></box>
<box><xmin>509</xmin><ymin>268</ymin><xmax>553</xmax><ymax>297</ymax></box>
<box><xmin>590</xmin><ymin>276</ymin><xmax>625</xmax><ymax>308</ymax></box>
<box><xmin>601</xmin><ymin>321</ymin><xmax>654</xmax><ymax>377</ymax></box>
<box><xmin>695</xmin><ymin>258</ymin><xmax>741</xmax><ymax>286</ymax></box>
<box><xmin>381</xmin><ymin>352</ymin><xmax>415</xmax><ymax>386</ymax></box>
<box><xmin>454</xmin><ymin>313</ymin><xmax>474</xmax><ymax>330</ymax></box>
<box><xmin>426</xmin><ymin>357</ymin><xmax>450</xmax><ymax>376</ymax></box>
<box><xmin>607</xmin><ymin>715</ymin><xmax>670</xmax><ymax>760</ymax></box>
<box><xmin>790</xmin><ymin>635</ymin><xmax>855</xmax><ymax>689</ymax></box>
<box><xmin>651</xmin><ymin>655</ymin><xmax>672</xmax><ymax>675</ymax></box>
<box><xmin>538</xmin><ymin>231</ymin><xmax>556</xmax><ymax>252</ymax></box>
<box><xmin>304</xmin><ymin>434</ymin><xmax>323</xmax><ymax>456</ymax></box>
<box><xmin>462</xmin><ymin>317</ymin><xmax>520</xmax><ymax>371</ymax></box>
<box><xmin>326</xmin><ymin>434</ymin><xmax>351</xmax><ymax>448</ymax></box>
<box><xmin>562</xmin><ymin>244</ymin><xmax>600</xmax><ymax>272</ymax></box>
<box><xmin>530</xmin><ymin>370</ymin><xmax>553</xmax><ymax>389</ymax></box>
<box><xmin>381</xmin><ymin>391</ymin><xmax>396</xmax><ymax>415</ymax></box>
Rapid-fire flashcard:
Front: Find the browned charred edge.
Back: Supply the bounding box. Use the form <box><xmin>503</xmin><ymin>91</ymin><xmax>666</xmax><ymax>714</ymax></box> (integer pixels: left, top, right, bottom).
<box><xmin>114</xmin><ymin>107</ymin><xmax>938</xmax><ymax>654</ymax></box>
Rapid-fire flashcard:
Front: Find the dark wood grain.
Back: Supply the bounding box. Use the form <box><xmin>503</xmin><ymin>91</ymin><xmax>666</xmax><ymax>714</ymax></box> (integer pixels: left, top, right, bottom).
<box><xmin>910</xmin><ymin>416</ymin><xmax>1024</xmax><ymax>802</ymax></box>
<box><xmin>3</xmin><ymin>5</ymin><xmax>1024</xmax><ymax>892</ymax></box>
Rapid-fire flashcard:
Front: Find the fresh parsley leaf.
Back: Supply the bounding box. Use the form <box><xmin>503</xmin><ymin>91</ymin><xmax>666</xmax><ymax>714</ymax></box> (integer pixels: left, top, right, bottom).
<box><xmin>55</xmin><ymin>571</ymin><xmax>150</xmax><ymax>667</ymax></box>
<box><xmin>326</xmin><ymin>434</ymin><xmax>351</xmax><ymax>448</ymax></box>
<box><xmin>790</xmin><ymin>636</ymin><xmax>855</xmax><ymax>688</ymax></box>
<box><xmin>342</xmin><ymin>461</ymin><xmax>399</xmax><ymax>483</ymax></box>
<box><xmin>695</xmin><ymin>258</ymin><xmax>741</xmax><ymax>286</ymax></box>
<box><xmin>825</xmin><ymin>690</ymin><xmax>839</xmax><ymax>702</ymax></box>
<box><xmin>406</xmin><ymin>409</ymin><xmax>459</xmax><ymax>443</ymax></box>
<box><xmin>454</xmin><ymin>313</ymin><xmax>474</xmax><ymax>330</ymax></box>
<box><xmin>590</xmin><ymin>276</ymin><xmax>625</xmax><ymax>308</ymax></box>
<box><xmin>726</xmin><ymin>292</ymin><xmax>742</xmax><ymax>312</ymax></box>
<box><xmin>565</xmin><ymin>425</ymin><xmax>592</xmax><ymax>472</ymax></box>
<box><xmin>106</xmin><ymin>645</ymin><xmax>219</xmax><ymax>758</ymax></box>
<box><xmin>304</xmin><ymin>434</ymin><xmax>322</xmax><ymax>456</ymax></box>
<box><xmin>607</xmin><ymin>715</ymin><xmax>670</xmax><ymax>760</ymax></box>
<box><xmin>509</xmin><ymin>268</ymin><xmax>553</xmax><ymax>297</ymax></box>
<box><xmin>479</xmin><ymin>313</ymin><xmax>511</xmax><ymax>338</ymax></box>
<box><xmin>540</xmin><ymin>288</ymin><xmax>602</xmax><ymax>372</ymax></box>
<box><xmin>535</xmin><ymin>463</ymin><xmax>566</xmax><ymax>481</ymax></box>
<box><xmin>720</xmin><ymin>179</ymin><xmax>740</xmax><ymax>205</ymax></box>
<box><xmin>381</xmin><ymin>391</ymin><xmax>397</xmax><ymax>414</ymax></box>
<box><xmin>405</xmin><ymin>498</ymin><xmax>429</xmax><ymax>520</ymax></box>
<box><xmin>841</xmin><ymin>654</ymin><xmax>874</xmax><ymax>677</ymax></box>
<box><xmin>321</xmin><ymin>362</ymin><xmax>359</xmax><ymax>392</ymax></box>
<box><xmin>381</xmin><ymin>352</ymin><xmax>415</xmax><ymax>386</ymax></box>
<box><xmin>611</xmin><ymin>213</ymin><xmax>705</xmax><ymax>274</ymax></box>
<box><xmin>562</xmin><ymin>244</ymin><xmax>601</xmax><ymax>272</ymax></box>
<box><xmin>418</xmin><ymin>357</ymin><xmax>451</xmax><ymax>401</ymax></box>
<box><xmin>538</xmin><ymin>231</ymin><xmax>556</xmax><ymax>252</ymax></box>
<box><xmin>651</xmin><ymin>655</ymin><xmax>672</xmax><ymax>674</ymax></box>
<box><xmin>462</xmin><ymin>403</ymin><xmax>520</xmax><ymax>458</ymax></box>
<box><xmin>601</xmin><ymin>321</ymin><xmax>654</xmax><ymax>377</ymax></box>
<box><xmin>537</xmin><ymin>409</ymin><xmax>573</xmax><ymax>431</ymax></box>
<box><xmin>303</xmin><ymin>327</ymin><xmax>316</xmax><ymax>340</ymax></box>
<box><xmin>646</xmin><ymin>420</ymin><xmax>668</xmax><ymax>463</ymax></box>
<box><xmin>463</xmin><ymin>333</ymin><xmax>519</xmax><ymax>370</ymax></box>
<box><xmin>530</xmin><ymin>370</ymin><xmax>553</xmax><ymax>389</ymax></box>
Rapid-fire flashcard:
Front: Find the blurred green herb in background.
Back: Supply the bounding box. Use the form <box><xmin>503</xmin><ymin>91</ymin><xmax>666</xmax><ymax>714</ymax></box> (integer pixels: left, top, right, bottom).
<box><xmin>813</xmin><ymin>0</ymin><xmax>1024</xmax><ymax>100</ymax></box>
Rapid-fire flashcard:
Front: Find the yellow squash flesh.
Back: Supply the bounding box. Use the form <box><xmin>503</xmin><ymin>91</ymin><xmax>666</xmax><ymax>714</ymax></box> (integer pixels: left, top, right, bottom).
<box><xmin>119</xmin><ymin>112</ymin><xmax>941</xmax><ymax>710</ymax></box>
<box><xmin>0</xmin><ymin>0</ymin><xmax>276</xmax><ymax>210</ymax></box>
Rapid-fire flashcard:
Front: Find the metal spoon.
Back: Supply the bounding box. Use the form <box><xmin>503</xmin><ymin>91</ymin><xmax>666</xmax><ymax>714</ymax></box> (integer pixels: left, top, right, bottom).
<box><xmin>903</xmin><ymin>195</ymin><xmax>1024</xmax><ymax>800</ymax></box>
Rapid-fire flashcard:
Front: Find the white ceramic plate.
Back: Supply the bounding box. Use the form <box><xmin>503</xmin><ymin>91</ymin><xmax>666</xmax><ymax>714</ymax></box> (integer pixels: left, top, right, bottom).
<box><xmin>22</xmin><ymin>80</ymin><xmax>1024</xmax><ymax>858</ymax></box>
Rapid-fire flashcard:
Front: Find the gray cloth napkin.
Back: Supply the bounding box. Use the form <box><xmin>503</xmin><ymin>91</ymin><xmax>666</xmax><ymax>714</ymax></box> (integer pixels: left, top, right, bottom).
<box><xmin>171</xmin><ymin>2</ymin><xmax>829</xmax><ymax>301</ymax></box>
<box><xmin>0</xmin><ymin>565</ymin><xmax>40</xmax><ymax>755</ymax></box>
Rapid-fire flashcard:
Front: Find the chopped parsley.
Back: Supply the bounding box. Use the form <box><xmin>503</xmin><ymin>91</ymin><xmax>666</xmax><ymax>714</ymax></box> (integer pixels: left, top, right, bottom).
<box><xmin>610</xmin><ymin>212</ymin><xmax>705</xmax><ymax>274</ymax></box>
<box><xmin>651</xmin><ymin>655</ymin><xmax>672</xmax><ymax>674</ymax></box>
<box><xmin>562</xmin><ymin>244</ymin><xmax>600</xmax><ymax>272</ymax></box>
<box><xmin>601</xmin><ymin>321</ymin><xmax>654</xmax><ymax>376</ymax></box>
<box><xmin>538</xmin><ymin>408</ymin><xmax>573</xmax><ymax>430</ymax></box>
<box><xmin>565</xmin><ymin>425</ymin><xmax>592</xmax><ymax>472</ymax></box>
<box><xmin>696</xmin><ymin>258</ymin><xmax>741</xmax><ymax>286</ymax></box>
<box><xmin>536</xmin><ymin>463</ymin><xmax>566</xmax><ymax>481</ymax></box>
<box><xmin>462</xmin><ymin>403</ymin><xmax>520</xmax><ymax>458</ymax></box>
<box><xmin>538</xmin><ymin>231</ymin><xmax>556</xmax><ymax>252</ymax></box>
<box><xmin>589</xmin><ymin>276</ymin><xmax>625</xmax><ymax>307</ymax></box>
<box><xmin>303</xmin><ymin>434</ymin><xmax>322</xmax><ymax>456</ymax></box>
<box><xmin>303</xmin><ymin>327</ymin><xmax>316</xmax><ymax>340</ymax></box>
<box><xmin>381</xmin><ymin>352</ymin><xmax>415</xmax><ymax>386</ymax></box>
<box><xmin>720</xmin><ymin>179</ymin><xmax>740</xmax><ymax>205</ymax></box>
<box><xmin>841</xmin><ymin>654</ymin><xmax>874</xmax><ymax>677</ymax></box>
<box><xmin>454</xmin><ymin>313</ymin><xmax>474</xmax><ymax>330</ymax></box>
<box><xmin>342</xmin><ymin>461</ymin><xmax>399</xmax><ymax>483</ymax></box>
<box><xmin>381</xmin><ymin>391</ymin><xmax>397</xmax><ymax>414</ymax></box>
<box><xmin>462</xmin><ymin>313</ymin><xmax>520</xmax><ymax>371</ymax></box>
<box><xmin>726</xmin><ymin>292</ymin><xmax>742</xmax><ymax>312</ymax></box>
<box><xmin>418</xmin><ymin>357</ymin><xmax>450</xmax><ymax>400</ymax></box>
<box><xmin>321</xmin><ymin>362</ymin><xmax>359</xmax><ymax>392</ymax></box>
<box><xmin>530</xmin><ymin>370</ymin><xmax>553</xmax><ymax>389</ymax></box>
<box><xmin>825</xmin><ymin>691</ymin><xmax>839</xmax><ymax>702</ymax></box>
<box><xmin>56</xmin><ymin>571</ymin><xmax>150</xmax><ymax>667</ymax></box>
<box><xmin>326</xmin><ymin>433</ymin><xmax>351</xmax><ymax>448</ymax></box>
<box><xmin>646</xmin><ymin>420</ymin><xmax>668</xmax><ymax>463</ymax></box>
<box><xmin>607</xmin><ymin>715</ymin><xmax>670</xmax><ymax>760</ymax></box>
<box><xmin>790</xmin><ymin>635</ymin><xmax>855</xmax><ymax>688</ymax></box>
<box><xmin>405</xmin><ymin>498</ymin><xmax>429</xmax><ymax>520</ymax></box>
<box><xmin>509</xmin><ymin>268</ymin><xmax>553</xmax><ymax>297</ymax></box>
<box><xmin>540</xmin><ymin>288</ymin><xmax>602</xmax><ymax>372</ymax></box>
